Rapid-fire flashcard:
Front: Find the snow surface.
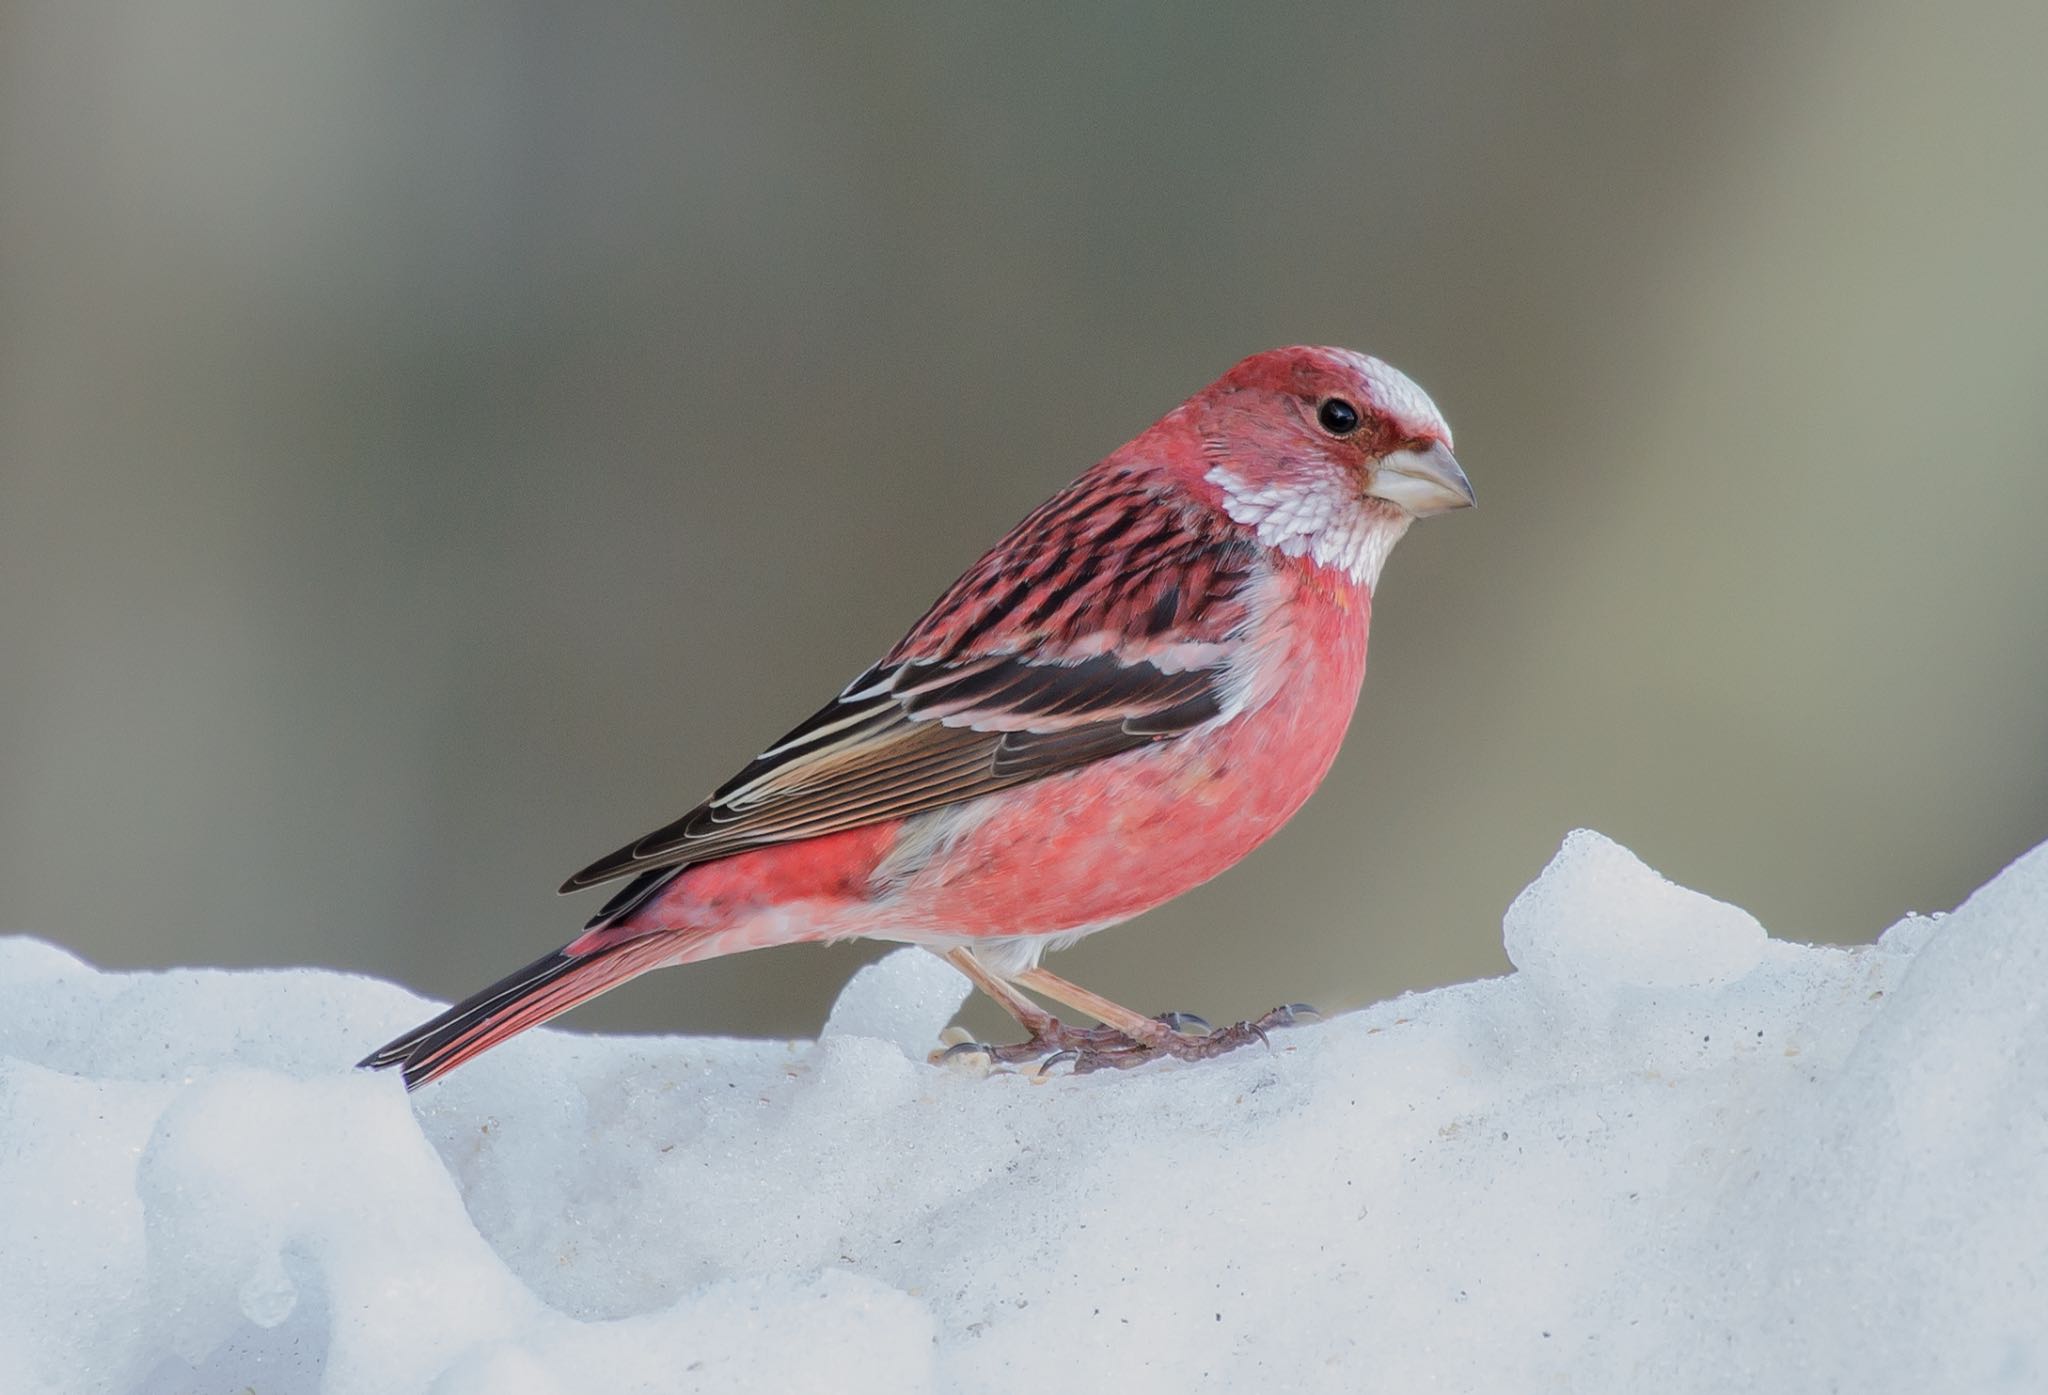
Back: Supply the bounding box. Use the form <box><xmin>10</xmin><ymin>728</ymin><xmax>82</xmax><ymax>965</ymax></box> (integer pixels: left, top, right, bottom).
<box><xmin>4</xmin><ymin>828</ymin><xmax>2044</xmax><ymax>1394</ymax></box>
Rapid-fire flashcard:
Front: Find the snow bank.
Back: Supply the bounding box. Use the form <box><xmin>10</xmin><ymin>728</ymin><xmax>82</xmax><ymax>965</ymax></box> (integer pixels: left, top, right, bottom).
<box><xmin>3</xmin><ymin>829</ymin><xmax>2043</xmax><ymax>1394</ymax></box>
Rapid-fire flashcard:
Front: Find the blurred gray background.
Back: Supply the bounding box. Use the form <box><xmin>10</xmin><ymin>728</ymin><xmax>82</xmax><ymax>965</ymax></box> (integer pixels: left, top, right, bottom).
<box><xmin>3</xmin><ymin>1</ymin><xmax>2044</xmax><ymax>1042</ymax></box>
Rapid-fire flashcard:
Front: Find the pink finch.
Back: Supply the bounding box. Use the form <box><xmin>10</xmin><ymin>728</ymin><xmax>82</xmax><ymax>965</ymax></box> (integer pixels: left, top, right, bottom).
<box><xmin>362</xmin><ymin>345</ymin><xmax>1472</xmax><ymax>1087</ymax></box>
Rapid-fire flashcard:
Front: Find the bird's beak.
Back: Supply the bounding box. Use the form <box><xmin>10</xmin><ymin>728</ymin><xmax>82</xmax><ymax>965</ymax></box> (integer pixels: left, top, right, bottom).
<box><xmin>1365</xmin><ymin>441</ymin><xmax>1475</xmax><ymax>516</ymax></box>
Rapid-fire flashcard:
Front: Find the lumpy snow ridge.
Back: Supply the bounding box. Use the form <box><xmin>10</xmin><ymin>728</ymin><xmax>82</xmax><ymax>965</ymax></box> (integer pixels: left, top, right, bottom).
<box><xmin>3</xmin><ymin>829</ymin><xmax>2042</xmax><ymax>1394</ymax></box>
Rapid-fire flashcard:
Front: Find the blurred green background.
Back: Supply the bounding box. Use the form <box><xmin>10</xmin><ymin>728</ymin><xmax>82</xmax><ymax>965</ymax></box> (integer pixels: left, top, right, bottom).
<box><xmin>3</xmin><ymin>1</ymin><xmax>2044</xmax><ymax>1043</ymax></box>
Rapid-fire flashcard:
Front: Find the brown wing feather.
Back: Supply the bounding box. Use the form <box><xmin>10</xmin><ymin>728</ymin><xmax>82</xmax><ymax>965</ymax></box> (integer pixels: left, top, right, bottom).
<box><xmin>559</xmin><ymin>652</ymin><xmax>1222</xmax><ymax>893</ymax></box>
<box><xmin>561</xmin><ymin>479</ymin><xmax>1260</xmax><ymax>925</ymax></box>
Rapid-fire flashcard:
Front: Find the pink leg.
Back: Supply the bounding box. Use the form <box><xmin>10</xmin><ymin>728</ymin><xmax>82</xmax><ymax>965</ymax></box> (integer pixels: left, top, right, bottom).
<box><xmin>939</xmin><ymin>948</ymin><xmax>1176</xmax><ymax>1066</ymax></box>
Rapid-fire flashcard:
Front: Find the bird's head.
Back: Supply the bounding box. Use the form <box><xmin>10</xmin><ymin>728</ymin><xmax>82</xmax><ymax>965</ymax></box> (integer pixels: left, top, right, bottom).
<box><xmin>1178</xmin><ymin>345</ymin><xmax>1473</xmax><ymax>588</ymax></box>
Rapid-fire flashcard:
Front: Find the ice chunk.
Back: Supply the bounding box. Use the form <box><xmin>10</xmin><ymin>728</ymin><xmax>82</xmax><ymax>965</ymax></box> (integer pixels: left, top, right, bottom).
<box><xmin>819</xmin><ymin>945</ymin><xmax>972</xmax><ymax>1056</ymax></box>
<box><xmin>1503</xmin><ymin>828</ymin><xmax>1767</xmax><ymax>990</ymax></box>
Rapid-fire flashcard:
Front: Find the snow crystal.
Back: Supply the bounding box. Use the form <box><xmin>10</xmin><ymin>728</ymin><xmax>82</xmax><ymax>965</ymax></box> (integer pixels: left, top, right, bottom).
<box><xmin>3</xmin><ymin>829</ymin><xmax>2043</xmax><ymax>1394</ymax></box>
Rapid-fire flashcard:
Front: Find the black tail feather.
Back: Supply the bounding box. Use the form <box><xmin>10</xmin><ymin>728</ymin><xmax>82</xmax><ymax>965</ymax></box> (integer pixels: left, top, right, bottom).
<box><xmin>358</xmin><ymin>948</ymin><xmax>587</xmax><ymax>1090</ymax></box>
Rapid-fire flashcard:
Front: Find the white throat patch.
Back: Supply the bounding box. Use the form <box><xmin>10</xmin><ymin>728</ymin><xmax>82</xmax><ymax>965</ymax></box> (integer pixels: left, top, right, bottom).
<box><xmin>1205</xmin><ymin>464</ymin><xmax>1412</xmax><ymax>589</ymax></box>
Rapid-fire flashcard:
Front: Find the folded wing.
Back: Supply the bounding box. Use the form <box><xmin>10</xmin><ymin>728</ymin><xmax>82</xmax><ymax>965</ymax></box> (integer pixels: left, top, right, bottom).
<box><xmin>563</xmin><ymin>471</ymin><xmax>1263</xmax><ymax>926</ymax></box>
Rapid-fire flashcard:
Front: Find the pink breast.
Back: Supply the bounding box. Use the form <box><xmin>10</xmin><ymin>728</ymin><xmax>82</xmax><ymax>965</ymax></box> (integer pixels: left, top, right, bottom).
<box><xmin>615</xmin><ymin>573</ymin><xmax>1372</xmax><ymax>955</ymax></box>
<box><xmin>883</xmin><ymin>581</ymin><xmax>1372</xmax><ymax>938</ymax></box>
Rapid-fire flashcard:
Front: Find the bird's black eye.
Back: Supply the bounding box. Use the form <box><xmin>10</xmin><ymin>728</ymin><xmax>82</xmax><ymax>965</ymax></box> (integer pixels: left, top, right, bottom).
<box><xmin>1317</xmin><ymin>398</ymin><xmax>1361</xmax><ymax>436</ymax></box>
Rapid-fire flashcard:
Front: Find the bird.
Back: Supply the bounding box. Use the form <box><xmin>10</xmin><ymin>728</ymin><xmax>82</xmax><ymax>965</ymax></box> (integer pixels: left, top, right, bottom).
<box><xmin>360</xmin><ymin>345</ymin><xmax>1473</xmax><ymax>1088</ymax></box>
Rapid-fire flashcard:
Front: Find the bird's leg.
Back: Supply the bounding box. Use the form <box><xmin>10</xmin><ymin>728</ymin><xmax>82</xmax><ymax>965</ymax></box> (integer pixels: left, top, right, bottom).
<box><xmin>1009</xmin><ymin>966</ymin><xmax>1172</xmax><ymax>1044</ymax></box>
<box><xmin>943</xmin><ymin>947</ymin><xmax>1058</xmax><ymax>1039</ymax></box>
<box><xmin>937</xmin><ymin>948</ymin><xmax>1153</xmax><ymax>1065</ymax></box>
<box><xmin>1011</xmin><ymin>966</ymin><xmax>1318</xmax><ymax>1071</ymax></box>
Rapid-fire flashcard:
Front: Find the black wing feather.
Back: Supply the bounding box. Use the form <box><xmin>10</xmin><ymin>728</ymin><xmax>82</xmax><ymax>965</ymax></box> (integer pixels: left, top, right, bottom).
<box><xmin>560</xmin><ymin>532</ymin><xmax>1260</xmax><ymax>926</ymax></box>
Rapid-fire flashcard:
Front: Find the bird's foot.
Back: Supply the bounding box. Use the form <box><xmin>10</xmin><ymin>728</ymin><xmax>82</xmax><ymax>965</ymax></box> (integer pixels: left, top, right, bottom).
<box><xmin>940</xmin><ymin>1017</ymin><xmax>1141</xmax><ymax>1069</ymax></box>
<box><xmin>939</xmin><ymin>1003</ymin><xmax>1319</xmax><ymax>1074</ymax></box>
<box><xmin>1067</xmin><ymin>1002</ymin><xmax>1318</xmax><ymax>1073</ymax></box>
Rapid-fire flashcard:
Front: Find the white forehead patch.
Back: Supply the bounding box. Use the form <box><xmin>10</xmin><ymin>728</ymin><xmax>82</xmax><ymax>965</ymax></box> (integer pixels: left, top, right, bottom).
<box><xmin>1325</xmin><ymin>347</ymin><xmax>1451</xmax><ymax>447</ymax></box>
<box><xmin>1206</xmin><ymin>464</ymin><xmax>1413</xmax><ymax>590</ymax></box>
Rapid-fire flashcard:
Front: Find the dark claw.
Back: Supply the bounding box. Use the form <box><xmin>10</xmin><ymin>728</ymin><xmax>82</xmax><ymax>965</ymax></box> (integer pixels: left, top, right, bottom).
<box><xmin>1255</xmin><ymin>1003</ymin><xmax>1320</xmax><ymax>1030</ymax></box>
<box><xmin>942</xmin><ymin>1040</ymin><xmax>996</xmax><ymax>1061</ymax></box>
<box><xmin>1037</xmin><ymin>1049</ymin><xmax>1079</xmax><ymax>1073</ymax></box>
<box><xmin>1156</xmin><ymin>1011</ymin><xmax>1212</xmax><ymax>1035</ymax></box>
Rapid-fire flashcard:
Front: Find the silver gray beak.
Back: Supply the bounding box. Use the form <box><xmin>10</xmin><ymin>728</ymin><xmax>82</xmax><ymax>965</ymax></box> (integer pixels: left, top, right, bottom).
<box><xmin>1364</xmin><ymin>441</ymin><xmax>1475</xmax><ymax>516</ymax></box>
